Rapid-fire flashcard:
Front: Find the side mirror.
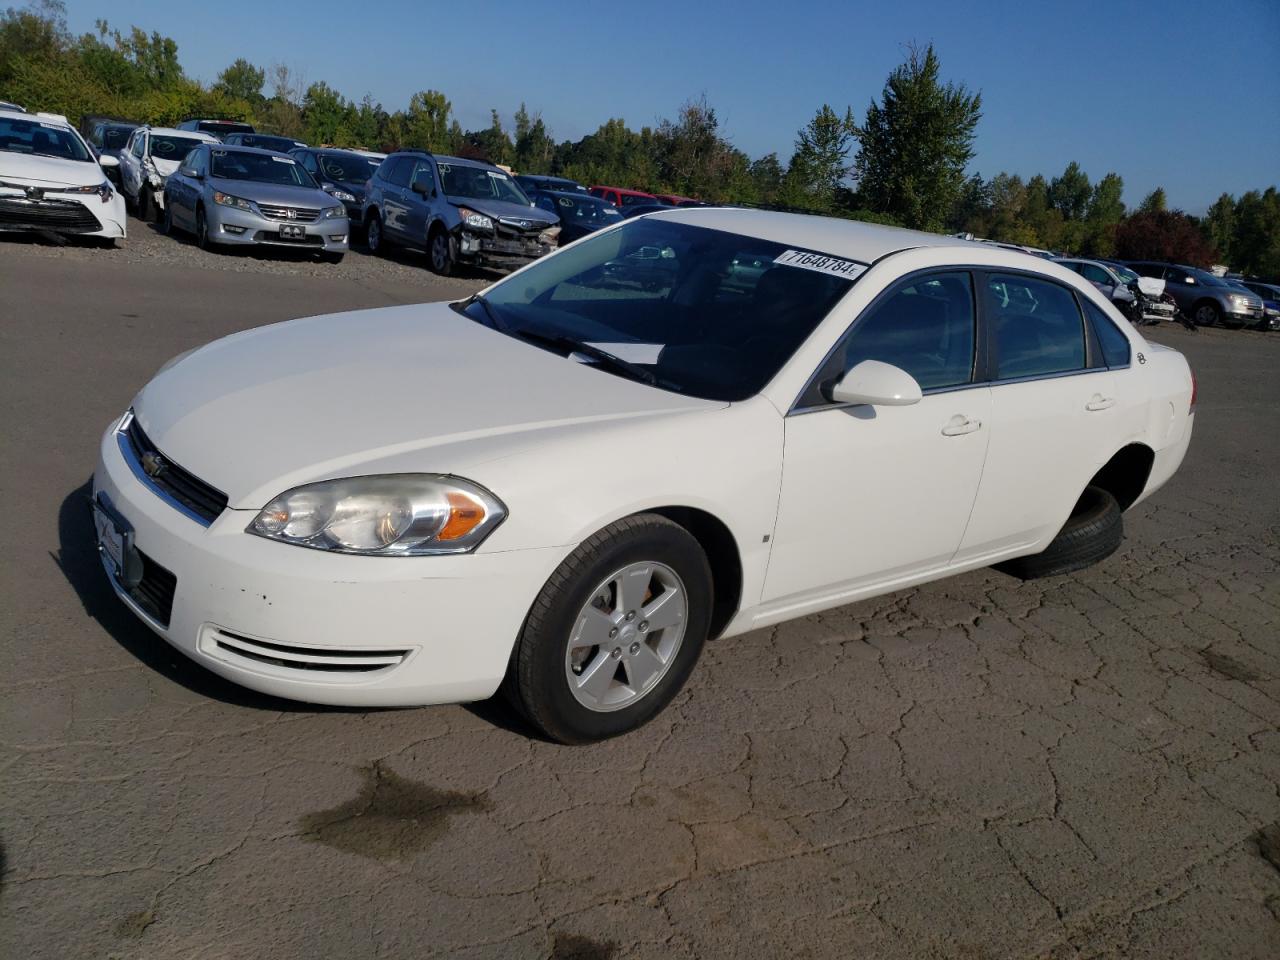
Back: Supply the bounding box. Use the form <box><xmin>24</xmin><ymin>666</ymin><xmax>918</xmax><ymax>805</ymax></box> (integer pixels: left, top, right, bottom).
<box><xmin>828</xmin><ymin>360</ymin><xmax>922</xmax><ymax>407</ymax></box>
<box><xmin>98</xmin><ymin>154</ymin><xmax>119</xmax><ymax>169</ymax></box>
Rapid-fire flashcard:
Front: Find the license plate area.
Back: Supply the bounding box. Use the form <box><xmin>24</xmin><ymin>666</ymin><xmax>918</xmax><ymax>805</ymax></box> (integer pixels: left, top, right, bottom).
<box><xmin>93</xmin><ymin>493</ymin><xmax>142</xmax><ymax>588</ymax></box>
<box><xmin>279</xmin><ymin>224</ymin><xmax>305</xmax><ymax>239</ymax></box>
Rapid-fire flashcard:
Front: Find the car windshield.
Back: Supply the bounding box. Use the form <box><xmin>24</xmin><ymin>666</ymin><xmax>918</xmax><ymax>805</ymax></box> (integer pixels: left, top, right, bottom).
<box><xmin>318</xmin><ymin>153</ymin><xmax>372</xmax><ymax>185</ymax></box>
<box><xmin>234</xmin><ymin>134</ymin><xmax>297</xmax><ymax>152</ymax></box>
<box><xmin>150</xmin><ymin>135</ymin><xmax>205</xmax><ymax>161</ymax></box>
<box><xmin>199</xmin><ymin>121</ymin><xmax>253</xmax><ymax>136</ymax></box>
<box><xmin>458</xmin><ymin>218</ymin><xmax>862</xmax><ymax>402</ymax></box>
<box><xmin>1113</xmin><ymin>265</ymin><xmax>1140</xmax><ymax>283</ymax></box>
<box><xmin>100</xmin><ymin>125</ymin><xmax>136</xmax><ymax>150</ymax></box>
<box><xmin>0</xmin><ymin>117</ymin><xmax>91</xmax><ymax>161</ymax></box>
<box><xmin>210</xmin><ymin>150</ymin><xmax>317</xmax><ymax>187</ymax></box>
<box><xmin>551</xmin><ymin>194</ymin><xmax>624</xmax><ymax>224</ymax></box>
<box><xmin>439</xmin><ymin>162</ymin><xmax>530</xmax><ymax>204</ymax></box>
<box><xmin>1190</xmin><ymin>270</ymin><xmax>1224</xmax><ymax>287</ymax></box>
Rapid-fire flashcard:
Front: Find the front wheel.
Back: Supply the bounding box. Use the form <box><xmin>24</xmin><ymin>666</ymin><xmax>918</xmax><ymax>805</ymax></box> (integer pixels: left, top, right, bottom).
<box><xmin>428</xmin><ymin>226</ymin><xmax>455</xmax><ymax>276</ymax></box>
<box><xmin>195</xmin><ymin>206</ymin><xmax>211</xmax><ymax>251</ymax></box>
<box><xmin>1193</xmin><ymin>302</ymin><xmax>1220</xmax><ymax>328</ymax></box>
<box><xmin>137</xmin><ymin>187</ymin><xmax>152</xmax><ymax>222</ymax></box>
<box><xmin>504</xmin><ymin>514</ymin><xmax>713</xmax><ymax>744</ymax></box>
<box><xmin>365</xmin><ymin>213</ymin><xmax>384</xmax><ymax>254</ymax></box>
<box><xmin>158</xmin><ymin>198</ymin><xmax>173</xmax><ymax>235</ymax></box>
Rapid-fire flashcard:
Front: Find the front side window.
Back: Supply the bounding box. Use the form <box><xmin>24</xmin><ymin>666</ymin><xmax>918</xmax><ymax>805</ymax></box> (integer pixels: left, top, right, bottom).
<box><xmin>131</xmin><ymin>133</ymin><xmax>145</xmax><ymax>158</ymax></box>
<box><xmin>385</xmin><ymin>157</ymin><xmax>412</xmax><ymax>187</ymax></box>
<box><xmin>989</xmin><ymin>274</ymin><xmax>1085</xmax><ymax>379</ymax></box>
<box><xmin>209</xmin><ymin>150</ymin><xmax>317</xmax><ymax>187</ymax></box>
<box><xmin>458</xmin><ymin>218</ymin><xmax>861</xmax><ymax>402</ymax></box>
<box><xmin>1083</xmin><ymin>299</ymin><xmax>1131</xmax><ymax>367</ymax></box>
<box><xmin>1080</xmin><ymin>263</ymin><xmax>1112</xmax><ymax>286</ymax></box>
<box><xmin>801</xmin><ymin>271</ymin><xmax>976</xmax><ymax>406</ymax></box>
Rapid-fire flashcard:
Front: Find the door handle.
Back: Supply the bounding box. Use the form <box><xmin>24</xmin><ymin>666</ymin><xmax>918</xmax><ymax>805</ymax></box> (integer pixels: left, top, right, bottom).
<box><xmin>941</xmin><ymin>415</ymin><xmax>982</xmax><ymax>437</ymax></box>
<box><xmin>1085</xmin><ymin>395</ymin><xmax>1116</xmax><ymax>411</ymax></box>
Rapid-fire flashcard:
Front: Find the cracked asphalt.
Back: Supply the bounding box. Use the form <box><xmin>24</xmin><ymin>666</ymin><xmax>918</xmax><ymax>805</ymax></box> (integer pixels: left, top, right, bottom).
<box><xmin>2</xmin><ymin>232</ymin><xmax>1278</xmax><ymax>959</ymax></box>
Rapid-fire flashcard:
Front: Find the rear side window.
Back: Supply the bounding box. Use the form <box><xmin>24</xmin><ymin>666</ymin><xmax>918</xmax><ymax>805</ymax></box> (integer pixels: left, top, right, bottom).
<box><xmin>1083</xmin><ymin>299</ymin><xmax>1131</xmax><ymax>367</ymax></box>
<box><xmin>989</xmin><ymin>274</ymin><xmax>1085</xmax><ymax>379</ymax></box>
<box><xmin>386</xmin><ymin>157</ymin><xmax>412</xmax><ymax>187</ymax></box>
<box><xmin>802</xmin><ymin>271</ymin><xmax>976</xmax><ymax>405</ymax></box>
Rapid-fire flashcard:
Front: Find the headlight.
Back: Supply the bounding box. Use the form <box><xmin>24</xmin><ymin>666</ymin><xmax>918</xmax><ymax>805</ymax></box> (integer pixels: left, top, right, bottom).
<box><xmin>321</xmin><ymin>204</ymin><xmax>346</xmax><ymax>219</ymax></box>
<box><xmin>63</xmin><ymin>180</ymin><xmax>114</xmax><ymax>203</ymax></box>
<box><xmin>538</xmin><ymin>225</ymin><xmax>561</xmax><ymax>245</ymax></box>
<box><xmin>456</xmin><ymin>206</ymin><xmax>494</xmax><ymax>231</ymax></box>
<box><xmin>325</xmin><ymin>187</ymin><xmax>356</xmax><ymax>203</ymax></box>
<box><xmin>248</xmin><ymin>475</ymin><xmax>506</xmax><ymax>556</ymax></box>
<box><xmin>213</xmin><ymin>191</ymin><xmax>252</xmax><ymax>210</ymax></box>
<box><xmin>147</xmin><ymin>172</ymin><xmax>163</xmax><ymax>187</ymax></box>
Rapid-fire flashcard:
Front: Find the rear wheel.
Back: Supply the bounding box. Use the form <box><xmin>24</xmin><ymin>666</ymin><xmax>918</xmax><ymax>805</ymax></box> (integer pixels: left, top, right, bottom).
<box><xmin>504</xmin><ymin>514</ymin><xmax>713</xmax><ymax>744</ymax></box>
<box><xmin>137</xmin><ymin>187</ymin><xmax>152</xmax><ymax>223</ymax></box>
<box><xmin>1193</xmin><ymin>301</ymin><xmax>1220</xmax><ymax>328</ymax></box>
<box><xmin>428</xmin><ymin>225</ymin><xmax>454</xmax><ymax>276</ymax></box>
<box><xmin>995</xmin><ymin>486</ymin><xmax>1123</xmax><ymax>580</ymax></box>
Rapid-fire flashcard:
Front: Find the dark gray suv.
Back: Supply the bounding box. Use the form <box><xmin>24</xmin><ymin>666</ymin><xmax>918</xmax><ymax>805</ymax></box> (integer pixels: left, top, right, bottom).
<box><xmin>362</xmin><ymin>151</ymin><xmax>559</xmax><ymax>274</ymax></box>
<box><xmin>1125</xmin><ymin>261</ymin><xmax>1263</xmax><ymax>328</ymax></box>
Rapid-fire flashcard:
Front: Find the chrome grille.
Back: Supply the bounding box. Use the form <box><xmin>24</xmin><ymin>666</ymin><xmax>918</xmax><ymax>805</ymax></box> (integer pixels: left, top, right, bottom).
<box><xmin>119</xmin><ymin>412</ymin><xmax>228</xmax><ymax>525</ymax></box>
<box><xmin>257</xmin><ymin>203</ymin><xmax>320</xmax><ymax>223</ymax></box>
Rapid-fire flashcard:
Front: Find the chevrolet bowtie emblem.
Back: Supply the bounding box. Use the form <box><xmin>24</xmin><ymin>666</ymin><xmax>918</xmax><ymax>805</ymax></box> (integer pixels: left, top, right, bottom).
<box><xmin>140</xmin><ymin>451</ymin><xmax>165</xmax><ymax>477</ymax></box>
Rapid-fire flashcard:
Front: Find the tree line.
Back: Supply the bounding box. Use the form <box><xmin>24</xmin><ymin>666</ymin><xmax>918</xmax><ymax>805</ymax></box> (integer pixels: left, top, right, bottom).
<box><xmin>3</xmin><ymin>1</ymin><xmax>1277</xmax><ymax>278</ymax></box>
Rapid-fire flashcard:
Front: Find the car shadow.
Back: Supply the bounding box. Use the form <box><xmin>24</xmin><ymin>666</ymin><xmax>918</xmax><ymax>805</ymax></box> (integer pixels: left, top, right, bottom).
<box><xmin>54</xmin><ymin>478</ymin><xmax>543</xmax><ymax>737</ymax></box>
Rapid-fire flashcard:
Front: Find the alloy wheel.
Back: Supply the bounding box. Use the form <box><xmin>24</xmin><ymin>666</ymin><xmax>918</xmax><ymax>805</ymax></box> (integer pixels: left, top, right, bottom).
<box><xmin>563</xmin><ymin>561</ymin><xmax>688</xmax><ymax>712</ymax></box>
<box><xmin>367</xmin><ymin>216</ymin><xmax>381</xmax><ymax>253</ymax></box>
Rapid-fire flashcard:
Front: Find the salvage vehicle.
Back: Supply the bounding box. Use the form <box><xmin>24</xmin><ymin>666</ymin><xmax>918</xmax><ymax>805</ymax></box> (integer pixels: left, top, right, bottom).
<box><xmin>1055</xmin><ymin>257</ymin><xmax>1177</xmax><ymax>325</ymax></box>
<box><xmin>223</xmin><ymin>132</ymin><xmax>307</xmax><ymax>152</ymax></box>
<box><xmin>528</xmin><ymin>188</ymin><xmax>622</xmax><ymax>243</ymax></box>
<box><xmin>1238</xmin><ymin>280</ymin><xmax>1280</xmax><ymax>331</ymax></box>
<box><xmin>92</xmin><ymin>210</ymin><xmax>1195</xmax><ymax>743</ymax></box>
<box><xmin>363</xmin><ymin>150</ymin><xmax>559</xmax><ymax>274</ymax></box>
<box><xmin>590</xmin><ymin>185</ymin><xmax>658</xmax><ymax>207</ymax></box>
<box><xmin>516</xmin><ymin>174</ymin><xmax>588</xmax><ymax>195</ymax></box>
<box><xmin>160</xmin><ymin>144</ymin><xmax>348</xmax><ymax>262</ymax></box>
<box><xmin>117</xmin><ymin>126</ymin><xmax>219</xmax><ymax>221</ymax></box>
<box><xmin>175</xmin><ymin>118</ymin><xmax>254</xmax><ymax>140</ymax></box>
<box><xmin>81</xmin><ymin>117</ymin><xmax>139</xmax><ymax>186</ymax></box>
<box><xmin>289</xmin><ymin>147</ymin><xmax>376</xmax><ymax>225</ymax></box>
<box><xmin>0</xmin><ymin>107</ymin><xmax>125</xmax><ymax>244</ymax></box>
<box><xmin>1125</xmin><ymin>261</ymin><xmax>1263</xmax><ymax>328</ymax></box>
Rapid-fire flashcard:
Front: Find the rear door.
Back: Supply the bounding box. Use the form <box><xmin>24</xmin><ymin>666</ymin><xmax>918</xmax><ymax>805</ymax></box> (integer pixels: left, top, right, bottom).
<box><xmin>381</xmin><ymin>158</ymin><xmax>414</xmax><ymax>240</ymax></box>
<box><xmin>955</xmin><ymin>272</ymin><xmax>1118</xmax><ymax>561</ymax></box>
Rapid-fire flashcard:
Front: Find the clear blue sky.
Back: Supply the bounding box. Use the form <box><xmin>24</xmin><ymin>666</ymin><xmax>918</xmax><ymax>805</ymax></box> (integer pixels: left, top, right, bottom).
<box><xmin>68</xmin><ymin>0</ymin><xmax>1279</xmax><ymax>213</ymax></box>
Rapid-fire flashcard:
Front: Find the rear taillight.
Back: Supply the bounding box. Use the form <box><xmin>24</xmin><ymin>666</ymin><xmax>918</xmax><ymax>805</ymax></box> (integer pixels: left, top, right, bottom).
<box><xmin>1189</xmin><ymin>369</ymin><xmax>1197</xmax><ymax>413</ymax></box>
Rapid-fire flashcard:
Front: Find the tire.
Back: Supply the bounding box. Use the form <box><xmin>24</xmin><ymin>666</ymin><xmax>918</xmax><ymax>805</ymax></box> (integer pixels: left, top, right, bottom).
<box><xmin>1193</xmin><ymin>301</ymin><xmax>1220</xmax><ymax>328</ymax></box>
<box><xmin>504</xmin><ymin>514</ymin><xmax>713</xmax><ymax>744</ymax></box>
<box><xmin>995</xmin><ymin>486</ymin><xmax>1123</xmax><ymax>580</ymax></box>
<box><xmin>195</xmin><ymin>205</ymin><xmax>210</xmax><ymax>251</ymax></box>
<box><xmin>427</xmin><ymin>225</ymin><xmax>455</xmax><ymax>276</ymax></box>
<box><xmin>137</xmin><ymin>187</ymin><xmax>152</xmax><ymax>223</ymax></box>
<box><xmin>365</xmin><ymin>212</ymin><xmax>384</xmax><ymax>254</ymax></box>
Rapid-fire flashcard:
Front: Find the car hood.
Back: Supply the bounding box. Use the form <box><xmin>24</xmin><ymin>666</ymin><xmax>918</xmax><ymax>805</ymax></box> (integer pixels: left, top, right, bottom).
<box><xmin>151</xmin><ymin>156</ymin><xmax>182</xmax><ymax>177</ymax></box>
<box><xmin>133</xmin><ymin>302</ymin><xmax>719</xmax><ymax>508</ymax></box>
<box><xmin>0</xmin><ymin>152</ymin><xmax>104</xmax><ymax>187</ymax></box>
<box><xmin>1136</xmin><ymin>276</ymin><xmax>1165</xmax><ymax>297</ymax></box>
<box><xmin>208</xmin><ymin>176</ymin><xmax>336</xmax><ymax>209</ymax></box>
<box><xmin>447</xmin><ymin>195</ymin><xmax>558</xmax><ymax>227</ymax></box>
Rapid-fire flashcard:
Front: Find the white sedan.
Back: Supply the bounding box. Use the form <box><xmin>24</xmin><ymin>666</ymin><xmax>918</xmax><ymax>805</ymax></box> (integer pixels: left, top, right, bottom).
<box><xmin>93</xmin><ymin>209</ymin><xmax>1195</xmax><ymax>743</ymax></box>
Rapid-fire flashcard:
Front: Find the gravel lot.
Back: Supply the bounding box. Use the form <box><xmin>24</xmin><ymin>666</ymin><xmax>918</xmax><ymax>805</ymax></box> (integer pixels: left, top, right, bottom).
<box><xmin>2</xmin><ymin>221</ymin><xmax>1278</xmax><ymax>959</ymax></box>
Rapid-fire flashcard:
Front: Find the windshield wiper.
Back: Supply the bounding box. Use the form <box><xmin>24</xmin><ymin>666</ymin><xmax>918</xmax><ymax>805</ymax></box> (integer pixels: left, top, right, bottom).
<box><xmin>454</xmin><ymin>292</ymin><xmax>508</xmax><ymax>331</ymax></box>
<box><xmin>513</xmin><ymin>328</ymin><xmax>659</xmax><ymax>387</ymax></box>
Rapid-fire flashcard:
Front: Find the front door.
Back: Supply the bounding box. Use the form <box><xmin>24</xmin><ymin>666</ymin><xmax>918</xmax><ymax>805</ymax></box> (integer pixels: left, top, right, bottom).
<box><xmin>764</xmin><ymin>271</ymin><xmax>991</xmax><ymax>604</ymax></box>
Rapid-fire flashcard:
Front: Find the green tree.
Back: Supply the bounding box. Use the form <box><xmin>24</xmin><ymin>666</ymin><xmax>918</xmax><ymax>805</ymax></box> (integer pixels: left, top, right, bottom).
<box><xmin>1082</xmin><ymin>172</ymin><xmax>1125</xmax><ymax>256</ymax></box>
<box><xmin>1230</xmin><ymin>188</ymin><xmax>1280</xmax><ymax>276</ymax></box>
<box><xmin>1202</xmin><ymin>193</ymin><xmax>1236</xmax><ymax>265</ymax></box>
<box><xmin>403</xmin><ymin>89</ymin><xmax>453</xmax><ymax>152</ymax></box>
<box><xmin>302</xmin><ymin>80</ymin><xmax>351</xmax><ymax>144</ymax></box>
<box><xmin>1138</xmin><ymin>187</ymin><xmax>1167</xmax><ymax>213</ymax></box>
<box><xmin>1047</xmin><ymin>161</ymin><xmax>1091</xmax><ymax>220</ymax></box>
<box><xmin>215</xmin><ymin>58</ymin><xmax>263</xmax><ymax>102</ymax></box>
<box><xmin>851</xmin><ymin>44</ymin><xmax>982</xmax><ymax>230</ymax></box>
<box><xmin>780</xmin><ymin>104</ymin><xmax>856</xmax><ymax>211</ymax></box>
<box><xmin>512</xmin><ymin>103</ymin><xmax>554</xmax><ymax>172</ymax></box>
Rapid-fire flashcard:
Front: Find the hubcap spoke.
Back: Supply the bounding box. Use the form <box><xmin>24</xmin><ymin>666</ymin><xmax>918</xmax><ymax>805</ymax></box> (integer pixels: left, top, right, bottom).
<box><xmin>570</xmin><ymin>606</ymin><xmax>616</xmax><ymax>650</ymax></box>
<box><xmin>616</xmin><ymin>565</ymin><xmax>651</xmax><ymax>615</ymax></box>
<box><xmin>576</xmin><ymin>649</ymin><xmax>617</xmax><ymax>702</ymax></box>
<box><xmin>624</xmin><ymin>642</ymin><xmax>665</xmax><ymax>694</ymax></box>
<box><xmin>641</xmin><ymin>588</ymin><xmax>683</xmax><ymax>634</ymax></box>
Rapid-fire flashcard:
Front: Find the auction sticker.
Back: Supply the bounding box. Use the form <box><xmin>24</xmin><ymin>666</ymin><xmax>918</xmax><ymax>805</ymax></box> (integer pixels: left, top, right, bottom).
<box><xmin>774</xmin><ymin>249</ymin><xmax>867</xmax><ymax>280</ymax></box>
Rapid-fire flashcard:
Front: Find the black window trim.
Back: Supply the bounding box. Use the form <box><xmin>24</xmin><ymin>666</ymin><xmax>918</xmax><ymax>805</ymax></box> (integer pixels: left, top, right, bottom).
<box><xmin>789</xmin><ymin>263</ymin><xmax>1112</xmax><ymax>417</ymax></box>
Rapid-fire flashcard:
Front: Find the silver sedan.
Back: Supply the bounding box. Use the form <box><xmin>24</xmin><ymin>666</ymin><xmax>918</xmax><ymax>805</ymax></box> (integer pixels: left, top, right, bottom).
<box><xmin>161</xmin><ymin>145</ymin><xmax>348</xmax><ymax>262</ymax></box>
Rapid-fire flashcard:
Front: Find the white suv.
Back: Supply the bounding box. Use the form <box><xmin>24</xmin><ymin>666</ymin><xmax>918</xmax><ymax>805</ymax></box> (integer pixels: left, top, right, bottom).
<box><xmin>117</xmin><ymin>126</ymin><xmax>219</xmax><ymax>222</ymax></box>
<box><xmin>0</xmin><ymin>107</ymin><xmax>126</xmax><ymax>244</ymax></box>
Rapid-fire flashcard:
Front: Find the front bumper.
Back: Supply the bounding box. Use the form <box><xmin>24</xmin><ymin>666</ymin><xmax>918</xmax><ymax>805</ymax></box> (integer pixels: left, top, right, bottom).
<box><xmin>0</xmin><ymin>187</ymin><xmax>126</xmax><ymax>239</ymax></box>
<box><xmin>205</xmin><ymin>204</ymin><xmax>349</xmax><ymax>252</ymax></box>
<box><xmin>92</xmin><ymin>418</ymin><xmax>566</xmax><ymax>707</ymax></box>
<box><xmin>457</xmin><ymin>229</ymin><xmax>554</xmax><ymax>269</ymax></box>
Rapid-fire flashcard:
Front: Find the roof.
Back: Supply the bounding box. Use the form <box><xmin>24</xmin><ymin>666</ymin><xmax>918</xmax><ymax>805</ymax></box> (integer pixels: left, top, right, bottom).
<box><xmin>651</xmin><ymin>207</ymin><xmax>972</xmax><ymax>263</ymax></box>
<box><xmin>2</xmin><ymin>108</ymin><xmax>69</xmax><ymax>126</ymax></box>
<box><xmin>146</xmin><ymin>126</ymin><xmax>220</xmax><ymax>141</ymax></box>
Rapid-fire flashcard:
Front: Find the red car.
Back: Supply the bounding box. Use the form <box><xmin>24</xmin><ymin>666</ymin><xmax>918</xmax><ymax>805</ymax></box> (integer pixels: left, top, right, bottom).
<box><xmin>589</xmin><ymin>186</ymin><xmax>657</xmax><ymax>208</ymax></box>
<box><xmin>652</xmin><ymin>193</ymin><xmax>701</xmax><ymax>206</ymax></box>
